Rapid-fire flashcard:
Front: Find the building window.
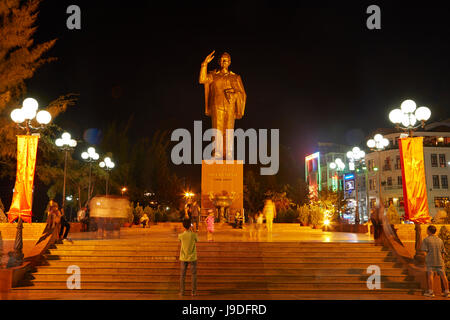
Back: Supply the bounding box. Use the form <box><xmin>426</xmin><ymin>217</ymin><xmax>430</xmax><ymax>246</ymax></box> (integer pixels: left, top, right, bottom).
<box><xmin>439</xmin><ymin>154</ymin><xmax>447</xmax><ymax>168</ymax></box>
<box><xmin>368</xmin><ymin>159</ymin><xmax>375</xmax><ymax>171</ymax></box>
<box><xmin>369</xmin><ymin>179</ymin><xmax>375</xmax><ymax>191</ymax></box>
<box><xmin>434</xmin><ymin>197</ymin><xmax>449</xmax><ymax>208</ymax></box>
<box><xmin>432</xmin><ymin>175</ymin><xmax>440</xmax><ymax>189</ymax></box>
<box><xmin>383</xmin><ymin>157</ymin><xmax>391</xmax><ymax>171</ymax></box>
<box><xmin>442</xmin><ymin>175</ymin><xmax>448</xmax><ymax>189</ymax></box>
<box><xmin>395</xmin><ymin>156</ymin><xmax>401</xmax><ymax>170</ymax></box>
<box><xmin>397</xmin><ymin>176</ymin><xmax>402</xmax><ymax>186</ymax></box>
<box><xmin>370</xmin><ymin>198</ymin><xmax>377</xmax><ymax>209</ymax></box>
<box><xmin>387</xmin><ymin>177</ymin><xmax>392</xmax><ymax>186</ymax></box>
<box><xmin>431</xmin><ymin>154</ymin><xmax>438</xmax><ymax>167</ymax></box>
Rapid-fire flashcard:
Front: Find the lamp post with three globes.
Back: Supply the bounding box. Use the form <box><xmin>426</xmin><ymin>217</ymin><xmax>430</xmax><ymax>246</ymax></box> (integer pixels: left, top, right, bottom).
<box><xmin>55</xmin><ymin>132</ymin><xmax>77</xmax><ymax>209</ymax></box>
<box><xmin>346</xmin><ymin>147</ymin><xmax>366</xmax><ymax>224</ymax></box>
<box><xmin>81</xmin><ymin>147</ymin><xmax>99</xmax><ymax>203</ymax></box>
<box><xmin>99</xmin><ymin>157</ymin><xmax>115</xmax><ymax>196</ymax></box>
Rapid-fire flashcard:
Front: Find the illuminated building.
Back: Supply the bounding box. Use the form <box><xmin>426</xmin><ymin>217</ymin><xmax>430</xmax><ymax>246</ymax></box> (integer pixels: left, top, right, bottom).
<box><xmin>365</xmin><ymin>119</ymin><xmax>450</xmax><ymax>218</ymax></box>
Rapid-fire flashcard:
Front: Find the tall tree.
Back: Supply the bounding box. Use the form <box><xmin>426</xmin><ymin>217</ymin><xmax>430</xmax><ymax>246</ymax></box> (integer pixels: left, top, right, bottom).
<box><xmin>0</xmin><ymin>0</ymin><xmax>75</xmax><ymax>160</ymax></box>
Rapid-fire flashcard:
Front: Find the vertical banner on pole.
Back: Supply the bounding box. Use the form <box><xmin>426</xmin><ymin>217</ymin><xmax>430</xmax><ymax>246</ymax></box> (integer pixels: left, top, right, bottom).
<box><xmin>8</xmin><ymin>135</ymin><xmax>39</xmax><ymax>223</ymax></box>
<box><xmin>398</xmin><ymin>137</ymin><xmax>431</xmax><ymax>224</ymax></box>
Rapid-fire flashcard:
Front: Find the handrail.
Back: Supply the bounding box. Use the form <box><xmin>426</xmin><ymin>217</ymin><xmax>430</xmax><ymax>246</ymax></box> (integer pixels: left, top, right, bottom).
<box><xmin>377</xmin><ymin>204</ymin><xmax>427</xmax><ymax>290</ymax></box>
<box><xmin>6</xmin><ymin>219</ymin><xmax>61</xmax><ymax>288</ymax></box>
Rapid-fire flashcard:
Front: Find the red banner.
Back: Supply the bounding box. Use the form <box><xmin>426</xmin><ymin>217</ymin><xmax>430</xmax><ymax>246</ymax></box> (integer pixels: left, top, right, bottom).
<box><xmin>8</xmin><ymin>135</ymin><xmax>39</xmax><ymax>223</ymax></box>
<box><xmin>398</xmin><ymin>137</ymin><xmax>431</xmax><ymax>224</ymax></box>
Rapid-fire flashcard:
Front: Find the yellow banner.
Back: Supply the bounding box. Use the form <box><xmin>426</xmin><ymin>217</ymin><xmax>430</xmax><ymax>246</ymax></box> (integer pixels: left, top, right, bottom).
<box><xmin>8</xmin><ymin>135</ymin><xmax>39</xmax><ymax>223</ymax></box>
<box><xmin>398</xmin><ymin>137</ymin><xmax>431</xmax><ymax>224</ymax></box>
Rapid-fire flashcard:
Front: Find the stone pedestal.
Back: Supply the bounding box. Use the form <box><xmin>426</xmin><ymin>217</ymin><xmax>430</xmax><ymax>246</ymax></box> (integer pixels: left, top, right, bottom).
<box><xmin>201</xmin><ymin>160</ymin><xmax>243</xmax><ymax>223</ymax></box>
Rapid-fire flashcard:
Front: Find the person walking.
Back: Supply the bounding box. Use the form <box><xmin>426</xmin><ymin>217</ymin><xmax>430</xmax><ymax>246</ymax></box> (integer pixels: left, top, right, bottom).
<box><xmin>59</xmin><ymin>205</ymin><xmax>71</xmax><ymax>242</ymax></box>
<box><xmin>191</xmin><ymin>201</ymin><xmax>200</xmax><ymax>232</ymax></box>
<box><xmin>255</xmin><ymin>211</ymin><xmax>263</xmax><ymax>241</ymax></box>
<box><xmin>421</xmin><ymin>225</ymin><xmax>449</xmax><ymax>298</ymax></box>
<box><xmin>178</xmin><ymin>218</ymin><xmax>198</xmax><ymax>296</ymax></box>
<box><xmin>263</xmin><ymin>199</ymin><xmax>276</xmax><ymax>233</ymax></box>
<box><xmin>205</xmin><ymin>209</ymin><xmax>215</xmax><ymax>242</ymax></box>
<box><xmin>248</xmin><ymin>212</ymin><xmax>257</xmax><ymax>240</ymax></box>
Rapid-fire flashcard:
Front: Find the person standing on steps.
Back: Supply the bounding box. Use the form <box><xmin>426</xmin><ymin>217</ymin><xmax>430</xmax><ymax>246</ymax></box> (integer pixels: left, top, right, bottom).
<box><xmin>191</xmin><ymin>201</ymin><xmax>200</xmax><ymax>232</ymax></box>
<box><xmin>59</xmin><ymin>205</ymin><xmax>71</xmax><ymax>242</ymax></box>
<box><xmin>263</xmin><ymin>199</ymin><xmax>276</xmax><ymax>233</ymax></box>
<box><xmin>205</xmin><ymin>209</ymin><xmax>215</xmax><ymax>242</ymax></box>
<box><xmin>421</xmin><ymin>225</ymin><xmax>449</xmax><ymax>298</ymax></box>
<box><xmin>178</xmin><ymin>218</ymin><xmax>198</xmax><ymax>297</ymax></box>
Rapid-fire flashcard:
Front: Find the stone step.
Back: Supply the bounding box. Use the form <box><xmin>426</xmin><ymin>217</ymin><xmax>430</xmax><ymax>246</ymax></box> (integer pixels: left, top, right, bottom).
<box><xmin>34</xmin><ymin>266</ymin><xmax>408</xmax><ymax>276</ymax></box>
<box><xmin>55</xmin><ymin>242</ymin><xmax>380</xmax><ymax>248</ymax></box>
<box><xmin>30</xmin><ymin>274</ymin><xmax>415</xmax><ymax>283</ymax></box>
<box><xmin>18</xmin><ymin>281</ymin><xmax>421</xmax><ymax>290</ymax></box>
<box><xmin>42</xmin><ymin>261</ymin><xmax>402</xmax><ymax>269</ymax></box>
<box><xmin>45</xmin><ymin>254</ymin><xmax>397</xmax><ymax>263</ymax></box>
<box><xmin>48</xmin><ymin>250</ymin><xmax>391</xmax><ymax>258</ymax></box>
<box><xmin>51</xmin><ymin>245</ymin><xmax>386</xmax><ymax>252</ymax></box>
<box><xmin>12</xmin><ymin>288</ymin><xmax>421</xmax><ymax>296</ymax></box>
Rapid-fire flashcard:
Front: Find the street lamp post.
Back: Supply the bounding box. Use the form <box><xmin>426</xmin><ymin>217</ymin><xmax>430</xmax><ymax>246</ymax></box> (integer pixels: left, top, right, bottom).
<box><xmin>9</xmin><ymin>98</ymin><xmax>51</xmax><ymax>267</ymax></box>
<box><xmin>81</xmin><ymin>147</ymin><xmax>99</xmax><ymax>203</ymax></box>
<box><xmin>367</xmin><ymin>134</ymin><xmax>389</xmax><ymax>208</ymax></box>
<box><xmin>329</xmin><ymin>158</ymin><xmax>346</xmax><ymax>221</ymax></box>
<box><xmin>388</xmin><ymin>99</ymin><xmax>431</xmax><ymax>263</ymax></box>
<box><xmin>346</xmin><ymin>147</ymin><xmax>366</xmax><ymax>225</ymax></box>
<box><xmin>55</xmin><ymin>132</ymin><xmax>77</xmax><ymax>210</ymax></box>
<box><xmin>99</xmin><ymin>157</ymin><xmax>115</xmax><ymax>196</ymax></box>
<box><xmin>10</xmin><ymin>97</ymin><xmax>52</xmax><ymax>135</ymax></box>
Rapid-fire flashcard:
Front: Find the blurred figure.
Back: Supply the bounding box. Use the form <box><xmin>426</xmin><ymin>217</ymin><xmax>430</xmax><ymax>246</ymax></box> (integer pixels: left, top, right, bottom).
<box><xmin>59</xmin><ymin>206</ymin><xmax>71</xmax><ymax>242</ymax></box>
<box><xmin>191</xmin><ymin>201</ymin><xmax>200</xmax><ymax>232</ymax></box>
<box><xmin>205</xmin><ymin>209</ymin><xmax>215</xmax><ymax>242</ymax></box>
<box><xmin>263</xmin><ymin>199</ymin><xmax>276</xmax><ymax>233</ymax></box>
<box><xmin>185</xmin><ymin>203</ymin><xmax>192</xmax><ymax>219</ymax></box>
<box><xmin>77</xmin><ymin>207</ymin><xmax>88</xmax><ymax>232</ymax></box>
<box><xmin>140</xmin><ymin>213</ymin><xmax>149</xmax><ymax>228</ymax></box>
<box><xmin>247</xmin><ymin>212</ymin><xmax>257</xmax><ymax>240</ymax></box>
<box><xmin>256</xmin><ymin>211</ymin><xmax>263</xmax><ymax>241</ymax></box>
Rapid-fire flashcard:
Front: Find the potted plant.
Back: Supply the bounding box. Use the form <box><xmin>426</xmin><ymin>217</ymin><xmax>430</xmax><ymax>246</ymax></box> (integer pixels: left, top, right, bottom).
<box><xmin>309</xmin><ymin>206</ymin><xmax>322</xmax><ymax>229</ymax></box>
<box><xmin>123</xmin><ymin>202</ymin><xmax>134</xmax><ymax>227</ymax></box>
<box><xmin>297</xmin><ymin>205</ymin><xmax>310</xmax><ymax>226</ymax></box>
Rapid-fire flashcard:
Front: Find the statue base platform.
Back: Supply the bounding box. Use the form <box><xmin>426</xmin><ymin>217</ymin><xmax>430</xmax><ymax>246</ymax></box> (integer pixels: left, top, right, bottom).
<box><xmin>201</xmin><ymin>160</ymin><xmax>243</xmax><ymax>223</ymax></box>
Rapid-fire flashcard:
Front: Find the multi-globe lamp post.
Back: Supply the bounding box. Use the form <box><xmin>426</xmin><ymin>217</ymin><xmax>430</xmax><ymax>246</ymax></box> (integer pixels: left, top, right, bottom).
<box><xmin>99</xmin><ymin>157</ymin><xmax>115</xmax><ymax>196</ymax></box>
<box><xmin>9</xmin><ymin>98</ymin><xmax>52</xmax><ymax>267</ymax></box>
<box><xmin>388</xmin><ymin>99</ymin><xmax>431</xmax><ymax>136</ymax></box>
<box><xmin>329</xmin><ymin>158</ymin><xmax>346</xmax><ymax>190</ymax></box>
<box><xmin>10</xmin><ymin>97</ymin><xmax>52</xmax><ymax>133</ymax></box>
<box><xmin>55</xmin><ymin>132</ymin><xmax>77</xmax><ymax>210</ymax></box>
<box><xmin>346</xmin><ymin>147</ymin><xmax>366</xmax><ymax>224</ymax></box>
<box><xmin>367</xmin><ymin>134</ymin><xmax>389</xmax><ymax>208</ymax></box>
<box><xmin>389</xmin><ymin>99</ymin><xmax>431</xmax><ymax>262</ymax></box>
<box><xmin>81</xmin><ymin>147</ymin><xmax>99</xmax><ymax>203</ymax></box>
<box><xmin>329</xmin><ymin>158</ymin><xmax>345</xmax><ymax>222</ymax></box>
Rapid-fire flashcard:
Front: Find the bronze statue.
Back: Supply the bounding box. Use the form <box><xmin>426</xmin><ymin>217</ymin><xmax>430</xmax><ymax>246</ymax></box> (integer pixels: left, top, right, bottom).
<box><xmin>199</xmin><ymin>51</ymin><xmax>246</xmax><ymax>159</ymax></box>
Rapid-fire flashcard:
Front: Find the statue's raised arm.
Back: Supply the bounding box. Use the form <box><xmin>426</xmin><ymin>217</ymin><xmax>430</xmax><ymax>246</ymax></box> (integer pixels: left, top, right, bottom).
<box><xmin>199</xmin><ymin>50</ymin><xmax>215</xmax><ymax>84</ymax></box>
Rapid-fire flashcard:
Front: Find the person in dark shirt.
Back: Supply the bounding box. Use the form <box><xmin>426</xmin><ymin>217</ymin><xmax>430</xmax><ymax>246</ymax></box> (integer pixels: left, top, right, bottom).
<box><xmin>421</xmin><ymin>225</ymin><xmax>449</xmax><ymax>298</ymax></box>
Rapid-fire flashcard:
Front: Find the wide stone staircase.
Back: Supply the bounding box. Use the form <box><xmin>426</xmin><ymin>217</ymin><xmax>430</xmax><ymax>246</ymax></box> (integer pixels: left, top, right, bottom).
<box><xmin>13</xmin><ymin>225</ymin><xmax>421</xmax><ymax>296</ymax></box>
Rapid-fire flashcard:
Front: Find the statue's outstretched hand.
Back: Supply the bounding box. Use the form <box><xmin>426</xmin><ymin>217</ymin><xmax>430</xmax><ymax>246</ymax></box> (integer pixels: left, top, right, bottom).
<box><xmin>203</xmin><ymin>50</ymin><xmax>215</xmax><ymax>64</ymax></box>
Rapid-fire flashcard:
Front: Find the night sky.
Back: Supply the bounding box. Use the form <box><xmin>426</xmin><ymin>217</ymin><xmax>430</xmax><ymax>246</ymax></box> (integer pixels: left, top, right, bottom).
<box><xmin>28</xmin><ymin>1</ymin><xmax>450</xmax><ymax>173</ymax></box>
